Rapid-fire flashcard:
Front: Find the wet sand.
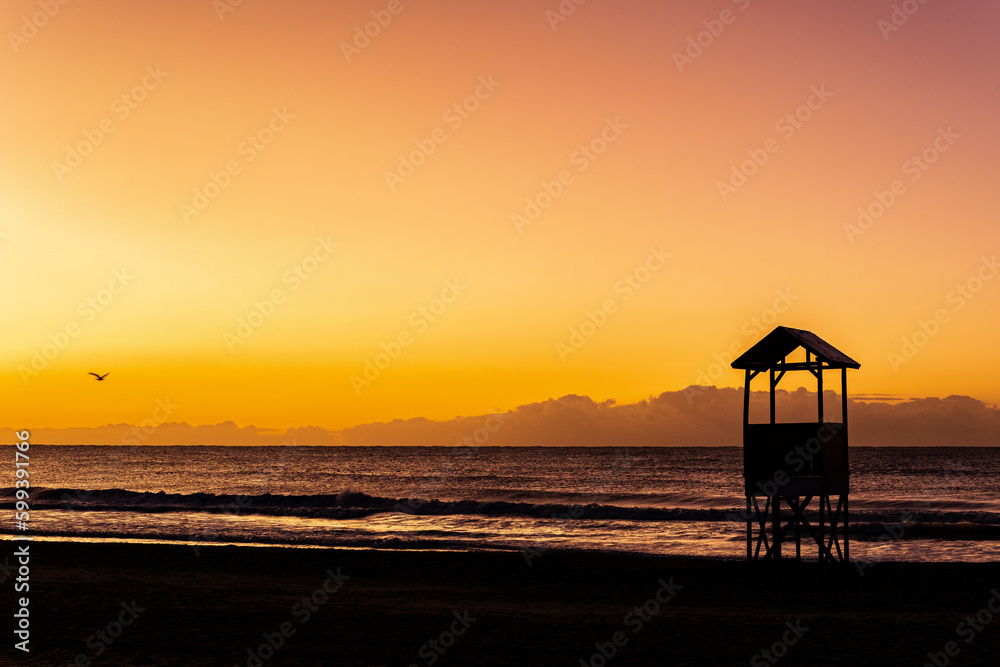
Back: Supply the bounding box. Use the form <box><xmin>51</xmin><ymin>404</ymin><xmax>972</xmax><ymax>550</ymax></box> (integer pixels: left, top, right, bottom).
<box><xmin>4</xmin><ymin>540</ymin><xmax>1000</xmax><ymax>666</ymax></box>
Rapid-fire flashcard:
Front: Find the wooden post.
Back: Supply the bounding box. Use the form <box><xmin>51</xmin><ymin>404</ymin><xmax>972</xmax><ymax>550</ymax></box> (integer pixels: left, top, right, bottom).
<box><xmin>772</xmin><ymin>495</ymin><xmax>781</xmax><ymax>559</ymax></box>
<box><xmin>817</xmin><ymin>364</ymin><xmax>824</xmax><ymax>423</ymax></box>
<box><xmin>769</xmin><ymin>366</ymin><xmax>777</xmax><ymax>558</ymax></box>
<box><xmin>842</xmin><ymin>368</ymin><xmax>849</xmax><ymax>471</ymax></box>
<box><xmin>743</xmin><ymin>369</ymin><xmax>751</xmax><ymax>427</ymax></box>
<box><xmin>794</xmin><ymin>496</ymin><xmax>801</xmax><ymax>561</ymax></box>
<box><xmin>746</xmin><ymin>494</ymin><xmax>752</xmax><ymax>561</ymax></box>
<box><xmin>844</xmin><ymin>494</ymin><xmax>849</xmax><ymax>564</ymax></box>
<box><xmin>744</xmin><ymin>369</ymin><xmax>752</xmax><ymax>562</ymax></box>
<box><xmin>769</xmin><ymin>367</ymin><xmax>776</xmax><ymax>425</ymax></box>
<box><xmin>842</xmin><ymin>367</ymin><xmax>849</xmax><ymax>564</ymax></box>
<box><xmin>818</xmin><ymin>486</ymin><xmax>824</xmax><ymax>563</ymax></box>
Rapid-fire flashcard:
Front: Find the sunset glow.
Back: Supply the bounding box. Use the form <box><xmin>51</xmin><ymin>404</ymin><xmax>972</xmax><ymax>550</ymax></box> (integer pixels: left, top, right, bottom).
<box><xmin>4</xmin><ymin>0</ymin><xmax>1000</xmax><ymax>433</ymax></box>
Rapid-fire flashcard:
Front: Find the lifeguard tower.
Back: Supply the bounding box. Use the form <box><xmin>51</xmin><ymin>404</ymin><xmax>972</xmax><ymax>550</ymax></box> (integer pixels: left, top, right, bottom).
<box><xmin>731</xmin><ymin>326</ymin><xmax>860</xmax><ymax>563</ymax></box>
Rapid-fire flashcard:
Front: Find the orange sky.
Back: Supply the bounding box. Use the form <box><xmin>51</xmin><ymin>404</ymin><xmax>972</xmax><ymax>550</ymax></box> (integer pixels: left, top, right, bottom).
<box><xmin>3</xmin><ymin>0</ymin><xmax>1000</xmax><ymax>432</ymax></box>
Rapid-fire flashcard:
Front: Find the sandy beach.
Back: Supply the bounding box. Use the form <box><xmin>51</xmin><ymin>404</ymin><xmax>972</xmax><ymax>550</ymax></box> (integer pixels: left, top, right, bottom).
<box><xmin>2</xmin><ymin>541</ymin><xmax>997</xmax><ymax>666</ymax></box>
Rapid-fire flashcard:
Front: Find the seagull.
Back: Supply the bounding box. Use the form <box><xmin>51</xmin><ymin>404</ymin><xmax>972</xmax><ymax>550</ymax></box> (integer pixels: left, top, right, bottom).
<box><xmin>88</xmin><ymin>372</ymin><xmax>110</xmax><ymax>381</ymax></box>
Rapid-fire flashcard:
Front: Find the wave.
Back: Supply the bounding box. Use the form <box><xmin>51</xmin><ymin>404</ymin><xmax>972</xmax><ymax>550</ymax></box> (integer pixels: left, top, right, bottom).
<box><xmin>445</xmin><ymin>488</ymin><xmax>739</xmax><ymax>509</ymax></box>
<box><xmin>0</xmin><ymin>527</ymin><xmax>531</xmax><ymax>552</ymax></box>
<box><xmin>3</xmin><ymin>488</ymin><xmax>999</xmax><ymax>534</ymax></box>
<box><xmin>0</xmin><ymin>487</ymin><xmax>1000</xmax><ymax>549</ymax></box>
<box><xmin>850</xmin><ymin>497</ymin><xmax>1000</xmax><ymax>513</ymax></box>
<box><xmin>849</xmin><ymin>521</ymin><xmax>1000</xmax><ymax>541</ymax></box>
<box><xmin>2</xmin><ymin>486</ymin><xmax>735</xmax><ymax>522</ymax></box>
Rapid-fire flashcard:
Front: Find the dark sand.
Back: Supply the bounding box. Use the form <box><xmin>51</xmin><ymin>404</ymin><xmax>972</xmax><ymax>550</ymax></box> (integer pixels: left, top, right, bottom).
<box><xmin>4</xmin><ymin>541</ymin><xmax>1000</xmax><ymax>666</ymax></box>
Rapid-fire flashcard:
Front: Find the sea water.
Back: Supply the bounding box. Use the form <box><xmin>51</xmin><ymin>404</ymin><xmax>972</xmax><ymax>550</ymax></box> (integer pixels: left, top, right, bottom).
<box><xmin>3</xmin><ymin>445</ymin><xmax>998</xmax><ymax>562</ymax></box>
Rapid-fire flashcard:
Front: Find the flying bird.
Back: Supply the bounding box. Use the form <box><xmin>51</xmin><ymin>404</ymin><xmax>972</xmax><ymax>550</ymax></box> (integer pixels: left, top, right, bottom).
<box><xmin>88</xmin><ymin>372</ymin><xmax>110</xmax><ymax>381</ymax></box>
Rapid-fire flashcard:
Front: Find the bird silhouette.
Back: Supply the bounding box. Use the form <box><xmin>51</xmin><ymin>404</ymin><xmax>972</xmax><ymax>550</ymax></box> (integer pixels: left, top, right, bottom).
<box><xmin>88</xmin><ymin>372</ymin><xmax>110</xmax><ymax>381</ymax></box>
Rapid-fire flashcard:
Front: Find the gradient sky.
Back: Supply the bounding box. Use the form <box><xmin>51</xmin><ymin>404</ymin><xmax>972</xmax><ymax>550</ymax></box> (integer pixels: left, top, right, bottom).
<box><xmin>3</xmin><ymin>0</ymin><xmax>1000</xmax><ymax>432</ymax></box>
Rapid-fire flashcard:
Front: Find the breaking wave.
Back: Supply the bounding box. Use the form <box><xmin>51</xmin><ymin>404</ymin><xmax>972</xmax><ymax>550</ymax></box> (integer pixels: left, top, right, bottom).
<box><xmin>3</xmin><ymin>487</ymin><xmax>999</xmax><ymax>541</ymax></box>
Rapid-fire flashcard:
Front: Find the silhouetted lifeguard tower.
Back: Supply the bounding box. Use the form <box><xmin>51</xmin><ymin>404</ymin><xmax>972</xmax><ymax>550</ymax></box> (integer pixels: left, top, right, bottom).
<box><xmin>731</xmin><ymin>326</ymin><xmax>860</xmax><ymax>563</ymax></box>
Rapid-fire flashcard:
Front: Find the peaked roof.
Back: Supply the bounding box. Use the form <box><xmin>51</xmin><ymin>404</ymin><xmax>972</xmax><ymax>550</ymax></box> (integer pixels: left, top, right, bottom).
<box><xmin>731</xmin><ymin>326</ymin><xmax>860</xmax><ymax>370</ymax></box>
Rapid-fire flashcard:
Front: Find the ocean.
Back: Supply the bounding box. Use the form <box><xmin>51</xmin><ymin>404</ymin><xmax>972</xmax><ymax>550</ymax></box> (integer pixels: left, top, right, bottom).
<box><xmin>4</xmin><ymin>445</ymin><xmax>999</xmax><ymax>563</ymax></box>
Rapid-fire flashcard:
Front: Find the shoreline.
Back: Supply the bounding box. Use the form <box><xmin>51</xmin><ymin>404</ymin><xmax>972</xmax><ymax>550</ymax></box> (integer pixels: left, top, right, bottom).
<box><xmin>5</xmin><ymin>540</ymin><xmax>1000</xmax><ymax>665</ymax></box>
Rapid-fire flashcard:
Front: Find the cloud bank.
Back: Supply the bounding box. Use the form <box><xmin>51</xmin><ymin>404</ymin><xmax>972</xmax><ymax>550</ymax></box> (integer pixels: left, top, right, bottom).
<box><xmin>4</xmin><ymin>387</ymin><xmax>999</xmax><ymax>446</ymax></box>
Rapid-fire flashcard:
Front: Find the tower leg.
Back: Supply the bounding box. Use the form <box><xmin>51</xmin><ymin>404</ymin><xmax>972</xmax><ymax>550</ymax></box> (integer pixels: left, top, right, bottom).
<box><xmin>771</xmin><ymin>496</ymin><xmax>781</xmax><ymax>560</ymax></box>
<box><xmin>794</xmin><ymin>495</ymin><xmax>801</xmax><ymax>561</ymax></box>
<box><xmin>818</xmin><ymin>492</ymin><xmax>825</xmax><ymax>563</ymax></box>
<box><xmin>844</xmin><ymin>495</ymin><xmax>849</xmax><ymax>563</ymax></box>
<box><xmin>746</xmin><ymin>494</ymin><xmax>752</xmax><ymax>562</ymax></box>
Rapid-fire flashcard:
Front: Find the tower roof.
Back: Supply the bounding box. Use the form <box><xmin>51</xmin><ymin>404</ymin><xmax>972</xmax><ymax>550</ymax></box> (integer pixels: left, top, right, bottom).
<box><xmin>731</xmin><ymin>326</ymin><xmax>860</xmax><ymax>370</ymax></box>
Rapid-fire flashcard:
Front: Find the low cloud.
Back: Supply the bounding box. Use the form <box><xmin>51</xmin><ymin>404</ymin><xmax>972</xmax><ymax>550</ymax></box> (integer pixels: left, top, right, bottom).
<box><xmin>4</xmin><ymin>387</ymin><xmax>999</xmax><ymax>446</ymax></box>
